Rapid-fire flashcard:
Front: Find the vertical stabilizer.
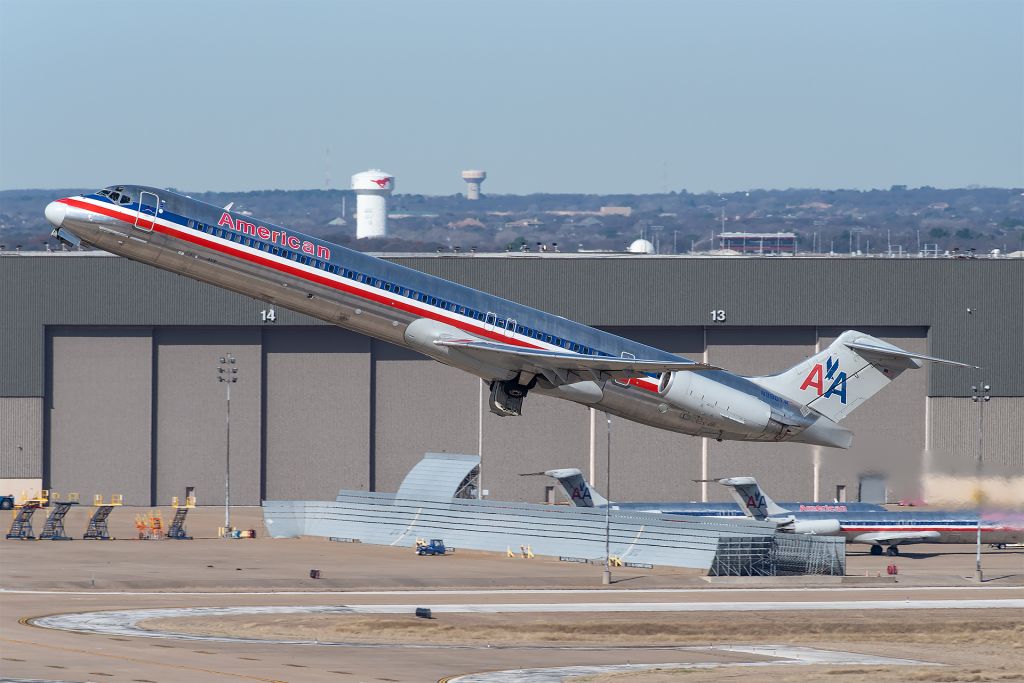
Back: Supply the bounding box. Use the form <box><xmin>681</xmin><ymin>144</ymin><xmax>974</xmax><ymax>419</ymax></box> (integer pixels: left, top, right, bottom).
<box><xmin>540</xmin><ymin>468</ymin><xmax>608</xmax><ymax>507</ymax></box>
<box><xmin>751</xmin><ymin>330</ymin><xmax>937</xmax><ymax>422</ymax></box>
<box><xmin>715</xmin><ymin>476</ymin><xmax>790</xmax><ymax>520</ymax></box>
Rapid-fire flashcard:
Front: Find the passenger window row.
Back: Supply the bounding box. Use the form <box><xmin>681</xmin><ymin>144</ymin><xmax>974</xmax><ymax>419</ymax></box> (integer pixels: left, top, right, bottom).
<box><xmin>185</xmin><ymin>220</ymin><xmax>340</xmax><ymax>274</ymax></box>
<box><xmin>183</xmin><ymin>217</ymin><xmax>606</xmax><ymax>358</ymax></box>
<box><xmin>336</xmin><ymin>267</ymin><xmax>603</xmax><ymax>356</ymax></box>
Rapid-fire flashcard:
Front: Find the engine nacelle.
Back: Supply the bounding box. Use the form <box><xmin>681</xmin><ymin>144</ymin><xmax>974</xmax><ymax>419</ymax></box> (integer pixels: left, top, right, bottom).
<box><xmin>658</xmin><ymin>371</ymin><xmax>772</xmax><ymax>436</ymax></box>
<box><xmin>786</xmin><ymin>518</ymin><xmax>842</xmax><ymax>535</ymax></box>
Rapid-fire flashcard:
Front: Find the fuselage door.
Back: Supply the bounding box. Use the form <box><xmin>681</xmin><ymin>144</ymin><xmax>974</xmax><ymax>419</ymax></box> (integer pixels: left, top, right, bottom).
<box><xmin>504</xmin><ymin>318</ymin><xmax>517</xmax><ymax>338</ymax></box>
<box><xmin>484</xmin><ymin>311</ymin><xmax>497</xmax><ymax>332</ymax></box>
<box><xmin>135</xmin><ymin>191</ymin><xmax>160</xmax><ymax>232</ymax></box>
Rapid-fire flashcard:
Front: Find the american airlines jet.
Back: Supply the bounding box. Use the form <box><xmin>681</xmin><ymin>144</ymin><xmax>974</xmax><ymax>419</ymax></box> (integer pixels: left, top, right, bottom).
<box><xmin>710</xmin><ymin>477</ymin><xmax>1024</xmax><ymax>556</ymax></box>
<box><xmin>44</xmin><ymin>186</ymin><xmax>972</xmax><ymax>448</ymax></box>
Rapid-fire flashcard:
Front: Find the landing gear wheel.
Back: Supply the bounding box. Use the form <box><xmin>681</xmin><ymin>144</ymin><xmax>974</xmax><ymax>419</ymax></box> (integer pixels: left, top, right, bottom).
<box><xmin>886</xmin><ymin>546</ymin><xmax>900</xmax><ymax>556</ymax></box>
<box><xmin>870</xmin><ymin>545</ymin><xmax>883</xmax><ymax>556</ymax></box>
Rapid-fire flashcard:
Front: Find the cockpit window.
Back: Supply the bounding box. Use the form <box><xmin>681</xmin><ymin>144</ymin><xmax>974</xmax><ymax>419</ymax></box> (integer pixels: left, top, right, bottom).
<box><xmin>119</xmin><ymin>195</ymin><xmax>131</xmax><ymax>205</ymax></box>
<box><xmin>109</xmin><ymin>192</ymin><xmax>121</xmax><ymax>202</ymax></box>
<box><xmin>98</xmin><ymin>189</ymin><xmax>111</xmax><ymax>197</ymax></box>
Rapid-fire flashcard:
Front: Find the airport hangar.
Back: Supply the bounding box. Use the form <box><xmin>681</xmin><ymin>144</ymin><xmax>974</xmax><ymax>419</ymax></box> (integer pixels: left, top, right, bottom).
<box><xmin>1</xmin><ymin>252</ymin><xmax>1021</xmax><ymax>508</ymax></box>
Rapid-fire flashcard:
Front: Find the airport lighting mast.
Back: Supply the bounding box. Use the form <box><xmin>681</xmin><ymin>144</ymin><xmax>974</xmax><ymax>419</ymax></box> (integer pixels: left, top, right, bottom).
<box><xmin>217</xmin><ymin>354</ymin><xmax>238</xmax><ymax>536</ymax></box>
<box><xmin>603</xmin><ymin>413</ymin><xmax>612</xmax><ymax>585</ymax></box>
<box><xmin>972</xmin><ymin>381</ymin><xmax>990</xmax><ymax>582</ymax></box>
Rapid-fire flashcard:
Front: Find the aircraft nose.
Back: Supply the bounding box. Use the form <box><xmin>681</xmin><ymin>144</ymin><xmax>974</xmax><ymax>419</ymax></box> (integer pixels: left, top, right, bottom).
<box><xmin>45</xmin><ymin>201</ymin><xmax>67</xmax><ymax>228</ymax></box>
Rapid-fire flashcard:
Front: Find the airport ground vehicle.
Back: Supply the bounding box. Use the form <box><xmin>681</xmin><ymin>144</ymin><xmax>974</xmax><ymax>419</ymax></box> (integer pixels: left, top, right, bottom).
<box><xmin>416</xmin><ymin>539</ymin><xmax>447</xmax><ymax>556</ymax></box>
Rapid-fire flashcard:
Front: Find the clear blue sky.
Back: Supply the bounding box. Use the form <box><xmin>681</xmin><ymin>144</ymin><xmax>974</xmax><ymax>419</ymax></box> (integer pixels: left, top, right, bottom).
<box><xmin>2</xmin><ymin>0</ymin><xmax>1021</xmax><ymax>194</ymax></box>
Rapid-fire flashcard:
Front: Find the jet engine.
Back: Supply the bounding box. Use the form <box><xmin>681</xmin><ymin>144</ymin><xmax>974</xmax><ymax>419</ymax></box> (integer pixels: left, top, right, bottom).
<box><xmin>658</xmin><ymin>371</ymin><xmax>774</xmax><ymax>437</ymax></box>
<box><xmin>777</xmin><ymin>517</ymin><xmax>842</xmax><ymax>535</ymax></box>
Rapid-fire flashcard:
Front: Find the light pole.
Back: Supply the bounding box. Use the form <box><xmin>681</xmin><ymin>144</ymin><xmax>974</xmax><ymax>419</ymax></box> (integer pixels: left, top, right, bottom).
<box><xmin>971</xmin><ymin>381</ymin><xmax>990</xmax><ymax>582</ymax></box>
<box><xmin>478</xmin><ymin>378</ymin><xmax>484</xmax><ymax>500</ymax></box>
<box><xmin>603</xmin><ymin>413</ymin><xmax>612</xmax><ymax>586</ymax></box>
<box><xmin>217</xmin><ymin>354</ymin><xmax>238</xmax><ymax>536</ymax></box>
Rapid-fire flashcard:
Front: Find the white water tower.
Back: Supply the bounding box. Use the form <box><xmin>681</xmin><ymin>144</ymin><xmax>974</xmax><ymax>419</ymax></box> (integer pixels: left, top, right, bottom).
<box><xmin>352</xmin><ymin>170</ymin><xmax>394</xmax><ymax>239</ymax></box>
<box><xmin>461</xmin><ymin>169</ymin><xmax>487</xmax><ymax>200</ymax></box>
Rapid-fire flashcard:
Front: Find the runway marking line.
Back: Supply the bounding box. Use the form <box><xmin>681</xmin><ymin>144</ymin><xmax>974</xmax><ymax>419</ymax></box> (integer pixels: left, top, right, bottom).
<box><xmin>3</xmin><ymin>585</ymin><xmax>1022</xmax><ymax>597</ymax></box>
<box><xmin>8</xmin><ymin>618</ymin><xmax>287</xmax><ymax>683</ymax></box>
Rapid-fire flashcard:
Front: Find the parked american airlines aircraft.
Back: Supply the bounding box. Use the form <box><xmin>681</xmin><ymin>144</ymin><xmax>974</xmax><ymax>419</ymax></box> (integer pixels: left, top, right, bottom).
<box><xmin>45</xmin><ymin>186</ymin><xmax>972</xmax><ymax>448</ymax></box>
<box><xmin>711</xmin><ymin>477</ymin><xmax>1024</xmax><ymax>555</ymax></box>
<box><xmin>531</xmin><ymin>467</ymin><xmax>883</xmax><ymax>517</ymax></box>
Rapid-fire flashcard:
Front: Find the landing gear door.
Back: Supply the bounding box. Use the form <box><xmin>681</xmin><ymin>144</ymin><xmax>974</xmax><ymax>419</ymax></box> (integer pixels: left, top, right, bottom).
<box><xmin>135</xmin><ymin>191</ymin><xmax>160</xmax><ymax>232</ymax></box>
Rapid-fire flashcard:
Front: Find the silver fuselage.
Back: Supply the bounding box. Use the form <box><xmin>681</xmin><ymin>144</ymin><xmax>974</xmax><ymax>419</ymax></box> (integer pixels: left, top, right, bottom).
<box><xmin>46</xmin><ymin>186</ymin><xmax>829</xmax><ymax>443</ymax></box>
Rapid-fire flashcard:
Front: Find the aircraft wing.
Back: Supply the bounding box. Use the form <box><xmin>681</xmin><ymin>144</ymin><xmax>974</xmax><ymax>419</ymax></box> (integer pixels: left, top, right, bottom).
<box><xmin>851</xmin><ymin>530</ymin><xmax>942</xmax><ymax>544</ymax></box>
<box><xmin>435</xmin><ymin>339</ymin><xmax>718</xmax><ymax>385</ymax></box>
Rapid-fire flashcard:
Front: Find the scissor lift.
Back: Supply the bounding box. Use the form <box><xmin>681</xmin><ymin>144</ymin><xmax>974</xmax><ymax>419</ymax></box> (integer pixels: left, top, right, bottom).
<box><xmin>167</xmin><ymin>495</ymin><xmax>196</xmax><ymax>540</ymax></box>
<box><xmin>39</xmin><ymin>493</ymin><xmax>79</xmax><ymax>540</ymax></box>
<box><xmin>6</xmin><ymin>503</ymin><xmax>41</xmax><ymax>540</ymax></box>
<box><xmin>83</xmin><ymin>494</ymin><xmax>122</xmax><ymax>540</ymax></box>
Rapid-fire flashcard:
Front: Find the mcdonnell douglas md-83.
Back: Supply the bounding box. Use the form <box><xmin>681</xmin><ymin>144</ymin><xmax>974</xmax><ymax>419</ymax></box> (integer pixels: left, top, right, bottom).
<box><xmin>45</xmin><ymin>186</ymin><xmax>973</xmax><ymax>448</ymax></box>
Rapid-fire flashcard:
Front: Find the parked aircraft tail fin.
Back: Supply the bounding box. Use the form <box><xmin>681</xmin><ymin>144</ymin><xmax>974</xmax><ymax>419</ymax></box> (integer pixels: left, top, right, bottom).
<box><xmin>706</xmin><ymin>476</ymin><xmax>790</xmax><ymax>520</ymax></box>
<box><xmin>522</xmin><ymin>468</ymin><xmax>608</xmax><ymax>507</ymax></box>
<box><xmin>750</xmin><ymin>330</ymin><xmax>974</xmax><ymax>423</ymax></box>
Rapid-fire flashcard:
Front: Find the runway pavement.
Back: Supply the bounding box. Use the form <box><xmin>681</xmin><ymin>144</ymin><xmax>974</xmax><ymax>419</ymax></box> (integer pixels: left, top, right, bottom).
<box><xmin>440</xmin><ymin>646</ymin><xmax>938</xmax><ymax>683</ymax></box>
<box><xmin>3</xmin><ymin>521</ymin><xmax>1022</xmax><ymax>682</ymax></box>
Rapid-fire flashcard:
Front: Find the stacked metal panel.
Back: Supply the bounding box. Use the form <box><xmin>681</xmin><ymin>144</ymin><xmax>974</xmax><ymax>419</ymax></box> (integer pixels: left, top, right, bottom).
<box><xmin>263</xmin><ymin>490</ymin><xmax>780</xmax><ymax>571</ymax></box>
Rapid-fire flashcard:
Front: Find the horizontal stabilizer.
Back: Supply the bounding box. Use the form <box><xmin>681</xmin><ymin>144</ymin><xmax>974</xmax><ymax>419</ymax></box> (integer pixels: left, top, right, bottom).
<box><xmin>436</xmin><ymin>338</ymin><xmax>718</xmax><ymax>386</ymax></box>
<box><xmin>843</xmin><ymin>340</ymin><xmax>977</xmax><ymax>369</ymax></box>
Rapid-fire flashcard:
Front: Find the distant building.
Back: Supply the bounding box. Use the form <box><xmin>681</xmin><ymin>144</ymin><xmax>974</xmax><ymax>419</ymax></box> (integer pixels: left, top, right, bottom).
<box><xmin>627</xmin><ymin>238</ymin><xmax>655</xmax><ymax>254</ymax></box>
<box><xmin>599</xmin><ymin>206</ymin><xmax>633</xmax><ymax>217</ymax></box>
<box><xmin>718</xmin><ymin>232</ymin><xmax>796</xmax><ymax>255</ymax></box>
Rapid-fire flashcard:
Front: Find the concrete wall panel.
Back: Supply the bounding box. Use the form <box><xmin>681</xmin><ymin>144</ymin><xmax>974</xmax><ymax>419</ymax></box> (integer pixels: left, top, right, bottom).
<box><xmin>263</xmin><ymin>327</ymin><xmax>371</xmax><ymax>499</ymax></box>
<box><xmin>372</xmin><ymin>341</ymin><xmax>480</xmax><ymax>494</ymax></box>
<box><xmin>929</xmin><ymin>396</ymin><xmax>1024</xmax><ymax>474</ymax></box>
<box><xmin>0</xmin><ymin>397</ymin><xmax>42</xmax><ymax>478</ymax></box>
<box><xmin>48</xmin><ymin>329</ymin><xmax>152</xmax><ymax>503</ymax></box>
<box><xmin>155</xmin><ymin>328</ymin><xmax>262</xmax><ymax>505</ymax></box>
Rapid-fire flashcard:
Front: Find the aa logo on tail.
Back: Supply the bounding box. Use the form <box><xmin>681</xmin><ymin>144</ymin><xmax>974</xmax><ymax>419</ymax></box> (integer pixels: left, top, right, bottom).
<box><xmin>799</xmin><ymin>356</ymin><xmax>847</xmax><ymax>404</ymax></box>
<box><xmin>746</xmin><ymin>494</ymin><xmax>766</xmax><ymax>509</ymax></box>
<box><xmin>570</xmin><ymin>484</ymin><xmax>593</xmax><ymax>504</ymax></box>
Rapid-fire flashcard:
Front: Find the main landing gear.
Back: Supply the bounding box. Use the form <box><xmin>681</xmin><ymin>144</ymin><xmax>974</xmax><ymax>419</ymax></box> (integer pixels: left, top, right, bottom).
<box><xmin>871</xmin><ymin>544</ymin><xmax>900</xmax><ymax>556</ymax></box>
<box><xmin>488</xmin><ymin>376</ymin><xmax>536</xmax><ymax>417</ymax></box>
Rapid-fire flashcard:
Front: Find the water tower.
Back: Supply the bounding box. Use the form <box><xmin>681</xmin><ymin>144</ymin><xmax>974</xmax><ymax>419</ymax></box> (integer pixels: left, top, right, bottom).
<box><xmin>461</xmin><ymin>170</ymin><xmax>487</xmax><ymax>200</ymax></box>
<box><xmin>352</xmin><ymin>170</ymin><xmax>394</xmax><ymax>239</ymax></box>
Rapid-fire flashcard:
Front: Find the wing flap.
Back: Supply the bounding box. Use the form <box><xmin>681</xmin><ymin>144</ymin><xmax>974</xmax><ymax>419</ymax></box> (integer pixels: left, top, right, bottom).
<box><xmin>435</xmin><ymin>338</ymin><xmax>717</xmax><ymax>384</ymax></box>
